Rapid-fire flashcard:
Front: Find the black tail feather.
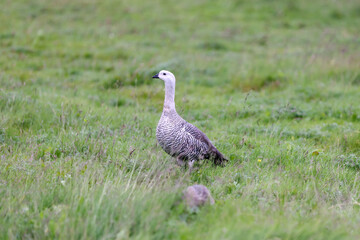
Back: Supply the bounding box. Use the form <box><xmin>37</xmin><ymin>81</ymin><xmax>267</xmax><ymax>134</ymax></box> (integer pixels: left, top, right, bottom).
<box><xmin>211</xmin><ymin>147</ymin><xmax>228</xmax><ymax>166</ymax></box>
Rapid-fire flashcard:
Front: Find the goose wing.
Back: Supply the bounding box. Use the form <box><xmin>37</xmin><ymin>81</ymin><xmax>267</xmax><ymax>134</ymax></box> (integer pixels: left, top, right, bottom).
<box><xmin>183</xmin><ymin>122</ymin><xmax>213</xmax><ymax>147</ymax></box>
<box><xmin>183</xmin><ymin>121</ymin><xmax>228</xmax><ymax>164</ymax></box>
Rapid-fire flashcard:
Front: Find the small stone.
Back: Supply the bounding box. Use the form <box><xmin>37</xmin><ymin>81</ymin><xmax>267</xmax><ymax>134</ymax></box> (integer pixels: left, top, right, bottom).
<box><xmin>183</xmin><ymin>184</ymin><xmax>215</xmax><ymax>209</ymax></box>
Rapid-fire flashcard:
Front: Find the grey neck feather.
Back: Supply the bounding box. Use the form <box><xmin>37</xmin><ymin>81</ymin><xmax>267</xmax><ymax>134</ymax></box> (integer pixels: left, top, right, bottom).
<box><xmin>163</xmin><ymin>81</ymin><xmax>176</xmax><ymax>112</ymax></box>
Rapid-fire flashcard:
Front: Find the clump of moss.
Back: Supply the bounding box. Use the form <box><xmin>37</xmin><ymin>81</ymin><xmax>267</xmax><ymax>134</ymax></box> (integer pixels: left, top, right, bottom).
<box><xmin>352</xmin><ymin>74</ymin><xmax>360</xmax><ymax>85</ymax></box>
<box><xmin>198</xmin><ymin>41</ymin><xmax>227</xmax><ymax>51</ymax></box>
<box><xmin>231</xmin><ymin>74</ymin><xmax>287</xmax><ymax>92</ymax></box>
<box><xmin>103</xmin><ymin>70</ymin><xmax>154</xmax><ymax>89</ymax></box>
<box><xmin>341</xmin><ymin>132</ymin><xmax>360</xmax><ymax>153</ymax></box>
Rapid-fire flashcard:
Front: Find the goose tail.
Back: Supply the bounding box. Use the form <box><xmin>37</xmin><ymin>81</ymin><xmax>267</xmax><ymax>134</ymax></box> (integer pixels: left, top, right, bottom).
<box><xmin>211</xmin><ymin>147</ymin><xmax>228</xmax><ymax>166</ymax></box>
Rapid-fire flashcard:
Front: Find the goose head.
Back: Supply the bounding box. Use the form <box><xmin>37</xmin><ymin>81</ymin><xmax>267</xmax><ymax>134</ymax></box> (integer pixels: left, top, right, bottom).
<box><xmin>152</xmin><ymin>70</ymin><xmax>176</xmax><ymax>85</ymax></box>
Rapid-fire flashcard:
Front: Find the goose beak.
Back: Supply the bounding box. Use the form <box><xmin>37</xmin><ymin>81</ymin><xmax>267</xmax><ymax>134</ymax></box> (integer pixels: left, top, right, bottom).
<box><xmin>152</xmin><ymin>73</ymin><xmax>159</xmax><ymax>79</ymax></box>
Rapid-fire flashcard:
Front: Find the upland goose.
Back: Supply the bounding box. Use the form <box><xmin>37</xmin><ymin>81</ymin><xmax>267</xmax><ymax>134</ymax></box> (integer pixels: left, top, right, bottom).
<box><xmin>152</xmin><ymin>70</ymin><xmax>227</xmax><ymax>169</ymax></box>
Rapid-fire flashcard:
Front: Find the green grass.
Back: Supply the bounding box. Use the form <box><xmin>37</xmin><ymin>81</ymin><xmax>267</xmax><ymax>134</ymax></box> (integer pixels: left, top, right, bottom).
<box><xmin>1</xmin><ymin>0</ymin><xmax>360</xmax><ymax>239</ymax></box>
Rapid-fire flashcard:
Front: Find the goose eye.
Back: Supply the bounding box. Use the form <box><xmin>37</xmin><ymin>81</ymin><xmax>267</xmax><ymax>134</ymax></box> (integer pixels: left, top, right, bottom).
<box><xmin>163</xmin><ymin>73</ymin><xmax>166</xmax><ymax>75</ymax></box>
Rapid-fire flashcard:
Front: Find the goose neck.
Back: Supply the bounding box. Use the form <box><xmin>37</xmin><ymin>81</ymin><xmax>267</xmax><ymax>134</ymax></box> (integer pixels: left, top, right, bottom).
<box><xmin>163</xmin><ymin>81</ymin><xmax>176</xmax><ymax>111</ymax></box>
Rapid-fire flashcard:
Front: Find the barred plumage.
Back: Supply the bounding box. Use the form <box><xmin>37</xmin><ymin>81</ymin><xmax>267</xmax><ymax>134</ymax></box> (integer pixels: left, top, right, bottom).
<box><xmin>152</xmin><ymin>70</ymin><xmax>227</xmax><ymax>169</ymax></box>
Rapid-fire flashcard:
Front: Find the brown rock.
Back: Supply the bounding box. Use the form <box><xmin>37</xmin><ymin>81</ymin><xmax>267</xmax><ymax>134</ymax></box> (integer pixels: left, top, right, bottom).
<box><xmin>183</xmin><ymin>184</ymin><xmax>215</xmax><ymax>209</ymax></box>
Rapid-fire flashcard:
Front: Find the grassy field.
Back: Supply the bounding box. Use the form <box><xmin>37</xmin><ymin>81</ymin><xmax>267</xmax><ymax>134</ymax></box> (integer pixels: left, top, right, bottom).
<box><xmin>1</xmin><ymin>0</ymin><xmax>360</xmax><ymax>239</ymax></box>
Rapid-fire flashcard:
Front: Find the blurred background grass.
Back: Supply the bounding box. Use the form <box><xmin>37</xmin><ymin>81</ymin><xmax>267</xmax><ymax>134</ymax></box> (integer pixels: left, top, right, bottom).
<box><xmin>1</xmin><ymin>0</ymin><xmax>360</xmax><ymax>239</ymax></box>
